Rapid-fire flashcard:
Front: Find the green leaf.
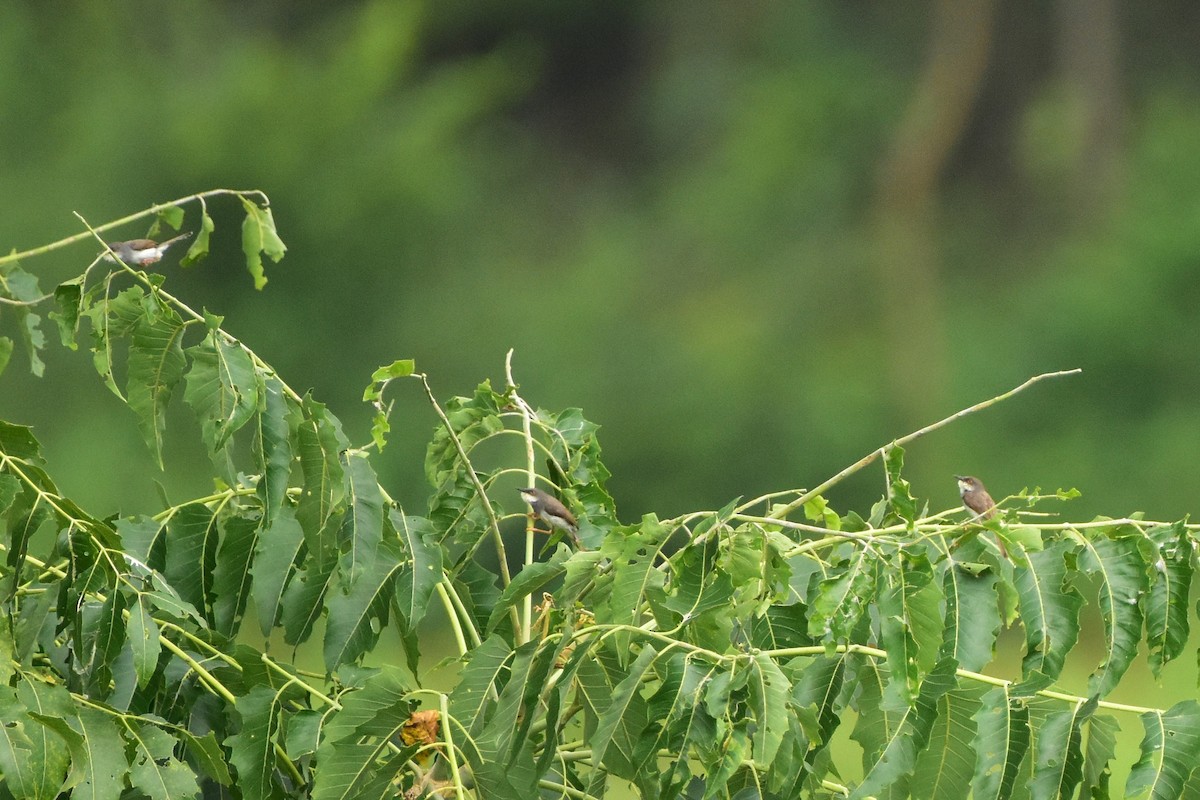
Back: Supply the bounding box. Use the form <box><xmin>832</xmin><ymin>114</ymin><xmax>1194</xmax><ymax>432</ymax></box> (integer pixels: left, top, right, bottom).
<box><xmin>226</xmin><ymin>685</ymin><xmax>285</xmax><ymax>800</ymax></box>
<box><xmin>183</xmin><ymin>331</ymin><xmax>261</xmax><ymax>459</ymax></box>
<box><xmin>116</xmin><ymin>515</ymin><xmax>168</xmax><ymax>568</ymax></box>
<box><xmin>180</xmin><ymin>207</ymin><xmax>215</xmax><ymax>267</ymax></box>
<box><xmin>0</xmin><ymin>420</ymin><xmax>42</xmax><ymax>463</ymax></box>
<box><xmin>33</xmin><ymin>707</ymin><xmax>128</xmax><ymax>800</ymax></box>
<box><xmin>391</xmin><ymin>510</ymin><xmax>441</xmax><ymax>631</ymax></box>
<box><xmin>254</xmin><ymin>376</ymin><xmax>295</xmax><ymax>528</ymax></box>
<box><xmin>251</xmin><ymin>505</ymin><xmax>306</xmax><ymax>637</ymax></box>
<box><xmin>321</xmin><ymin>666</ymin><xmax>411</xmax><ymax>744</ymax></box>
<box><xmin>369</xmin><ymin>358</ymin><xmax>414</xmax><ymax>383</ymax></box>
<box><xmin>940</xmin><ymin>564</ymin><xmax>1000</xmax><ymax>672</ymax></box>
<box><xmin>595</xmin><ymin>515</ymin><xmax>670</xmax><ymax>630</ymax></box>
<box><xmin>589</xmin><ymin>645</ymin><xmax>658</xmax><ymax>773</ymax></box>
<box><xmin>808</xmin><ymin>549</ymin><xmax>877</xmax><ymax>649</ymax></box>
<box><xmin>126</xmin><ymin>302</ymin><xmax>188</xmax><ymax>467</ymax></box>
<box><xmin>1082</xmin><ymin>714</ymin><xmax>1119</xmax><ymax>800</ymax></box>
<box><xmin>240</xmin><ymin>197</ymin><xmax>287</xmax><ymax>290</ymax></box>
<box><xmin>971</xmin><ymin>685</ymin><xmax>1031</xmax><ymax>800</ymax></box>
<box><xmin>51</xmin><ymin>277</ymin><xmax>84</xmax><ymax>349</ymax></box>
<box><xmin>337</xmin><ymin>452</ymin><xmax>384</xmax><ymax>582</ymax></box>
<box><xmin>883</xmin><ymin>443</ymin><xmax>919</xmax><ymax>523</ymax></box>
<box><xmin>448</xmin><ymin>635</ymin><xmax>512</xmax><ymax>735</ymax></box>
<box><xmin>486</xmin><ymin>545</ymin><xmax>571</xmax><ymax>634</ymax></box>
<box><xmin>164</xmin><ymin>503</ymin><xmax>219</xmax><ymax>620</ymax></box>
<box><xmin>87</xmin><ymin>286</ymin><xmax>143</xmax><ymax>399</ymax></box>
<box><xmin>126</xmin><ymin>722</ymin><xmax>199</xmax><ymax>800</ymax></box>
<box><xmin>1142</xmin><ymin>522</ymin><xmax>1192</xmax><ymax>677</ymax></box>
<box><xmin>748</xmin><ymin>652</ymin><xmax>791</xmax><ymax>769</ymax></box>
<box><xmin>4</xmin><ymin>681</ymin><xmax>72</xmax><ymax>800</ymax></box>
<box><xmin>1125</xmin><ymin>700</ymin><xmax>1200</xmax><ymax>800</ymax></box>
<box><xmin>324</xmin><ymin>536</ymin><xmax>405</xmax><ymax>670</ymax></box>
<box><xmin>911</xmin><ymin>685</ymin><xmax>986</xmax><ymax>800</ymax></box>
<box><xmin>295</xmin><ymin>396</ymin><xmax>348</xmax><ymax>555</ymax></box>
<box><xmin>879</xmin><ymin>553</ymin><xmax>944</xmax><ymax>705</ymax></box>
<box><xmin>0</xmin><ymin>336</ymin><xmax>12</xmax><ymax>377</ymax></box>
<box><xmin>1014</xmin><ymin>539</ymin><xmax>1082</xmax><ymax>685</ymax></box>
<box><xmin>0</xmin><ymin>263</ymin><xmax>46</xmax><ymax>377</ymax></box>
<box><xmin>1030</xmin><ymin>696</ymin><xmax>1096</xmax><ymax>800</ymax></box>
<box><xmin>154</xmin><ymin>204</ymin><xmax>185</xmax><ymax>231</ymax></box>
<box><xmin>850</xmin><ymin>658</ymin><xmax>957</xmax><ymax>800</ymax></box>
<box><xmin>281</xmin><ymin>556</ymin><xmax>336</xmax><ymax>647</ymax></box>
<box><xmin>211</xmin><ymin>513</ymin><xmax>260</xmax><ymax>636</ymax></box>
<box><xmin>127</xmin><ymin>594</ymin><xmax>161</xmax><ymax>689</ymax></box>
<box><xmin>576</xmin><ymin>648</ymin><xmax>651</xmax><ymax>781</ymax></box>
<box><xmin>1077</xmin><ymin>529</ymin><xmax>1148</xmax><ymax>697</ymax></box>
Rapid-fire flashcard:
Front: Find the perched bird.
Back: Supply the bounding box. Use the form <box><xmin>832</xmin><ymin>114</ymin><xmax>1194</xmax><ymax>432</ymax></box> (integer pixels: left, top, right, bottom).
<box><xmin>956</xmin><ymin>475</ymin><xmax>1006</xmax><ymax>557</ymax></box>
<box><xmin>518</xmin><ymin>487</ymin><xmax>582</xmax><ymax>548</ymax></box>
<box><xmin>956</xmin><ymin>475</ymin><xmax>996</xmax><ymax>519</ymax></box>
<box><xmin>103</xmin><ymin>232</ymin><xmax>192</xmax><ymax>266</ymax></box>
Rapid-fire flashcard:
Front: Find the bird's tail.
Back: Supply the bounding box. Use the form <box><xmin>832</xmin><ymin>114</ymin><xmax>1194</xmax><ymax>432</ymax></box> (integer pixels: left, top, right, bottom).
<box><xmin>161</xmin><ymin>232</ymin><xmax>193</xmax><ymax>249</ymax></box>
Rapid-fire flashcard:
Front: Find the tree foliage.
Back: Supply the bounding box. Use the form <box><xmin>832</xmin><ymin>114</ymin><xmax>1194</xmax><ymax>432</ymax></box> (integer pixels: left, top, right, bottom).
<box><xmin>0</xmin><ymin>193</ymin><xmax>1198</xmax><ymax>799</ymax></box>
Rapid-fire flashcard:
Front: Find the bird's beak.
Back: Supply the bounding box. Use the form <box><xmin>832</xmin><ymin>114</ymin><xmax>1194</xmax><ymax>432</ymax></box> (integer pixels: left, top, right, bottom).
<box><xmin>954</xmin><ymin>475</ymin><xmax>968</xmax><ymax>481</ymax></box>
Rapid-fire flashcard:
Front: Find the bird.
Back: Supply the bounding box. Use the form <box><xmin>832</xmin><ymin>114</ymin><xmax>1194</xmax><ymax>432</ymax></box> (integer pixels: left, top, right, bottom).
<box><xmin>956</xmin><ymin>475</ymin><xmax>996</xmax><ymax>520</ymax></box>
<box><xmin>518</xmin><ymin>487</ymin><xmax>582</xmax><ymax>548</ymax></box>
<box><xmin>956</xmin><ymin>475</ymin><xmax>1007</xmax><ymax>557</ymax></box>
<box><xmin>103</xmin><ymin>232</ymin><xmax>192</xmax><ymax>266</ymax></box>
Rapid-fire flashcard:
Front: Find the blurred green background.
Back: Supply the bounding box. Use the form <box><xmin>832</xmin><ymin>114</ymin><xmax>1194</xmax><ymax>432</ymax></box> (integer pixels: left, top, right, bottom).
<box><xmin>3</xmin><ymin>0</ymin><xmax>1200</xmax><ymax>790</ymax></box>
<box><xmin>4</xmin><ymin>0</ymin><xmax>1200</xmax><ymax>528</ymax></box>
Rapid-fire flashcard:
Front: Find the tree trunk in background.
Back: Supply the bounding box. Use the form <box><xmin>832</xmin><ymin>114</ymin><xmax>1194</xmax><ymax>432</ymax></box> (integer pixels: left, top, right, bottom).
<box><xmin>1058</xmin><ymin>0</ymin><xmax>1125</xmax><ymax>223</ymax></box>
<box><xmin>873</xmin><ymin>0</ymin><xmax>998</xmax><ymax>426</ymax></box>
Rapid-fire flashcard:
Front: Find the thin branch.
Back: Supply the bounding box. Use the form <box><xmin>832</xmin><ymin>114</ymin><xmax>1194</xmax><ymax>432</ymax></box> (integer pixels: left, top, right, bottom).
<box><xmin>769</xmin><ymin>369</ymin><xmax>1082</xmax><ymax>519</ymax></box>
<box><xmin>0</xmin><ymin>189</ymin><xmax>269</xmax><ymax>267</ymax></box>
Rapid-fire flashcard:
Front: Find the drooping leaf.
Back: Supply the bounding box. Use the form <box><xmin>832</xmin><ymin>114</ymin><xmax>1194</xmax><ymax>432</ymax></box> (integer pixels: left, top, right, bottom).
<box><xmin>180</xmin><ymin>206</ymin><xmax>215</xmax><ymax>267</ymax></box>
<box><xmin>808</xmin><ymin>548</ymin><xmax>877</xmax><ymax>650</ymax></box>
<box><xmin>912</xmin><ymin>684</ymin><xmax>986</xmax><ymax>800</ymax></box>
<box><xmin>971</xmin><ymin>686</ymin><xmax>1031</xmax><ymax>800</ymax></box>
<box><xmin>211</xmin><ymin>512</ymin><xmax>260</xmax><ymax>636</ymax></box>
<box><xmin>126</xmin><ymin>594</ymin><xmax>161</xmax><ymax>689</ymax></box>
<box><xmin>850</xmin><ymin>658</ymin><xmax>958</xmax><ymax>800</ymax></box>
<box><xmin>126</xmin><ymin>300</ymin><xmax>189</xmax><ymax>467</ymax></box>
<box><xmin>1142</xmin><ymin>522</ymin><xmax>1192</xmax><ymax>677</ymax></box>
<box><xmin>391</xmin><ymin>510</ymin><xmax>441</xmax><ymax>632</ymax></box>
<box><xmin>324</xmin><ymin>536</ymin><xmax>405</xmax><ymax>670</ymax></box>
<box><xmin>239</xmin><ymin>197</ymin><xmax>286</xmax><ymax>290</ymax></box>
<box><xmin>225</xmin><ymin>685</ymin><xmax>285</xmax><ymax>800</ymax></box>
<box><xmin>747</xmin><ymin>651</ymin><xmax>792</xmax><ymax>770</ymax></box>
<box><xmin>51</xmin><ymin>277</ymin><xmax>84</xmax><ymax>349</ymax></box>
<box><xmin>251</xmin><ymin>506</ymin><xmax>305</xmax><ymax>637</ymax></box>
<box><xmin>183</xmin><ymin>330</ymin><xmax>261</xmax><ymax>459</ymax></box>
<box><xmin>1014</xmin><ymin>540</ymin><xmax>1083</xmax><ymax>686</ymax></box>
<box><xmin>1125</xmin><ymin>700</ymin><xmax>1200</xmax><ymax>800</ymax></box>
<box><xmin>254</xmin><ymin>376</ymin><xmax>295</xmax><ymax>528</ymax></box>
<box><xmin>1077</xmin><ymin>528</ymin><xmax>1148</xmax><ymax>697</ymax></box>
<box><xmin>32</xmin><ymin>707</ymin><xmax>128</xmax><ymax>800</ymax></box>
<box><xmin>940</xmin><ymin>563</ymin><xmax>1000</xmax><ymax>672</ymax></box>
<box><xmin>879</xmin><ymin>552</ymin><xmax>944</xmax><ymax>705</ymax></box>
<box><xmin>164</xmin><ymin>503</ymin><xmax>219</xmax><ymax>620</ymax></box>
<box><xmin>1029</xmin><ymin>696</ymin><xmax>1096</xmax><ymax>800</ymax></box>
<box><xmin>1082</xmin><ymin>714</ymin><xmax>1120</xmax><ymax>800</ymax></box>
<box><xmin>125</xmin><ymin>721</ymin><xmax>200</xmax><ymax>800</ymax></box>
<box><xmin>336</xmin><ymin>452</ymin><xmax>384</xmax><ymax>583</ymax></box>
